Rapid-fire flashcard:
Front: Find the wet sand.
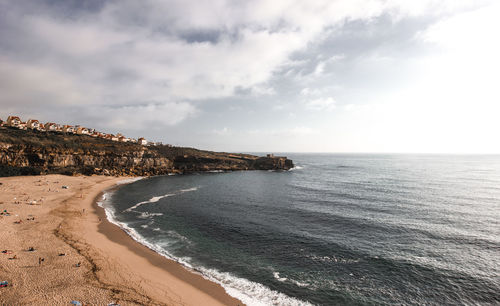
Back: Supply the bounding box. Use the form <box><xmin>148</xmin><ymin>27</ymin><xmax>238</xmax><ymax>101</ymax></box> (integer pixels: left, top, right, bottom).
<box><xmin>0</xmin><ymin>175</ymin><xmax>242</xmax><ymax>305</ymax></box>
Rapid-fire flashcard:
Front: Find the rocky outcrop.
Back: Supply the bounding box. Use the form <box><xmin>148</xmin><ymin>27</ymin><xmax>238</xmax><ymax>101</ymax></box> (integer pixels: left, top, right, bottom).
<box><xmin>252</xmin><ymin>156</ymin><xmax>294</xmax><ymax>170</ymax></box>
<box><xmin>0</xmin><ymin>127</ymin><xmax>293</xmax><ymax>176</ymax></box>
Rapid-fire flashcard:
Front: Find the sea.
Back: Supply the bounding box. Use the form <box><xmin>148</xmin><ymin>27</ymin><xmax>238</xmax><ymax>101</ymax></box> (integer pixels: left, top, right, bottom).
<box><xmin>98</xmin><ymin>154</ymin><xmax>500</xmax><ymax>305</ymax></box>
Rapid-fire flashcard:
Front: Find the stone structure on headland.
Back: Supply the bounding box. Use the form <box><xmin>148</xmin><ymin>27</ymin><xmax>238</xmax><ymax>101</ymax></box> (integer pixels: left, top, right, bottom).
<box><xmin>0</xmin><ymin>120</ymin><xmax>293</xmax><ymax>177</ymax></box>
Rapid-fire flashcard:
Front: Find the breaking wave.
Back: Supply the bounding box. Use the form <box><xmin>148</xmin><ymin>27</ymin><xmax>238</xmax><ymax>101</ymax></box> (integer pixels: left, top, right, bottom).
<box><xmin>124</xmin><ymin>187</ymin><xmax>199</xmax><ymax>213</ymax></box>
<box><xmin>98</xmin><ymin>189</ymin><xmax>311</xmax><ymax>306</ymax></box>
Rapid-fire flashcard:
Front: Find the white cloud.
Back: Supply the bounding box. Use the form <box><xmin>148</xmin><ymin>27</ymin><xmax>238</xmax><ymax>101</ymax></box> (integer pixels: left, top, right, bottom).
<box><xmin>1</xmin><ymin>0</ymin><xmax>455</xmax><ymax>108</ymax></box>
<box><xmin>343</xmin><ymin>104</ymin><xmax>373</xmax><ymax>112</ymax></box>
<box><xmin>2</xmin><ymin>0</ymin><xmax>497</xmax><ymax>152</ymax></box>
<box><xmin>305</xmin><ymin>97</ymin><xmax>336</xmax><ymax>111</ymax></box>
<box><xmin>93</xmin><ymin>102</ymin><xmax>198</xmax><ymax>131</ymax></box>
<box><xmin>212</xmin><ymin>127</ymin><xmax>231</xmax><ymax>135</ymax></box>
<box><xmin>0</xmin><ymin>58</ymin><xmax>87</xmax><ymax>106</ymax></box>
<box><xmin>288</xmin><ymin>126</ymin><xmax>317</xmax><ymax>136</ymax></box>
<box><xmin>300</xmin><ymin>87</ymin><xmax>336</xmax><ymax>97</ymax></box>
<box><xmin>248</xmin><ymin>126</ymin><xmax>317</xmax><ymax>137</ymax></box>
<box><xmin>419</xmin><ymin>2</ymin><xmax>500</xmax><ymax>55</ymax></box>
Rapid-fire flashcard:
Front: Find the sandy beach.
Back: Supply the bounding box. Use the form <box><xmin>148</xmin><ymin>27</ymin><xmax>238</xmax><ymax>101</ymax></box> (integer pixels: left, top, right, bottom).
<box><xmin>0</xmin><ymin>175</ymin><xmax>242</xmax><ymax>305</ymax></box>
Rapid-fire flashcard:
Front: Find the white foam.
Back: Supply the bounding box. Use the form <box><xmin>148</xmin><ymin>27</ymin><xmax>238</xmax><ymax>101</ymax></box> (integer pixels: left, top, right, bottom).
<box><xmin>273</xmin><ymin>272</ymin><xmax>309</xmax><ymax>288</ymax></box>
<box><xmin>99</xmin><ymin>189</ymin><xmax>311</xmax><ymax>306</ymax></box>
<box><xmin>138</xmin><ymin>212</ymin><xmax>164</xmax><ymax>219</ymax></box>
<box><xmin>116</xmin><ymin>177</ymin><xmax>144</xmax><ymax>185</ymax></box>
<box><xmin>180</xmin><ymin>187</ymin><xmax>198</xmax><ymax>193</ymax></box>
<box><xmin>124</xmin><ymin>193</ymin><xmax>175</xmax><ymax>212</ymax></box>
<box><xmin>124</xmin><ymin>186</ymin><xmax>199</xmax><ymax>213</ymax></box>
<box><xmin>273</xmin><ymin>272</ymin><xmax>288</xmax><ymax>282</ymax></box>
<box><xmin>289</xmin><ymin>166</ymin><xmax>304</xmax><ymax>171</ymax></box>
<box><xmin>199</xmin><ymin>267</ymin><xmax>313</xmax><ymax>306</ymax></box>
<box><xmin>290</xmin><ymin>279</ymin><xmax>309</xmax><ymax>288</ymax></box>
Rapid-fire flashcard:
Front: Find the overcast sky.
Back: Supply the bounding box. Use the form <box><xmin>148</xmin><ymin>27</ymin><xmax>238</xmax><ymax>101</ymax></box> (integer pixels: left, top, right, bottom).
<box><xmin>1</xmin><ymin>0</ymin><xmax>498</xmax><ymax>153</ymax></box>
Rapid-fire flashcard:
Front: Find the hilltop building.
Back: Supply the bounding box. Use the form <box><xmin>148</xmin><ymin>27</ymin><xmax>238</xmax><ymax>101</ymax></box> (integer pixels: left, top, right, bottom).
<box><xmin>2</xmin><ymin>115</ymin><xmax>157</xmax><ymax>146</ymax></box>
<box><xmin>62</xmin><ymin>125</ymin><xmax>75</xmax><ymax>133</ymax></box>
<box><xmin>27</xmin><ymin>119</ymin><xmax>40</xmax><ymax>130</ymax></box>
<box><xmin>44</xmin><ymin>122</ymin><xmax>58</xmax><ymax>131</ymax></box>
<box><xmin>76</xmin><ymin>126</ymin><xmax>90</xmax><ymax>135</ymax></box>
<box><xmin>6</xmin><ymin>116</ymin><xmax>22</xmax><ymax>128</ymax></box>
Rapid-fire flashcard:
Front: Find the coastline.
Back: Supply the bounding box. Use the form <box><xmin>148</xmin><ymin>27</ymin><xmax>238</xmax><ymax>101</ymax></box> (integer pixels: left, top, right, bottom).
<box><xmin>0</xmin><ymin>175</ymin><xmax>242</xmax><ymax>305</ymax></box>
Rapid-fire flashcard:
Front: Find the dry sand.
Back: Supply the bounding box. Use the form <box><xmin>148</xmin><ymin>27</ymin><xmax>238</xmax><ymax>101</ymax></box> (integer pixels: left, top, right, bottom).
<box><xmin>0</xmin><ymin>175</ymin><xmax>242</xmax><ymax>305</ymax></box>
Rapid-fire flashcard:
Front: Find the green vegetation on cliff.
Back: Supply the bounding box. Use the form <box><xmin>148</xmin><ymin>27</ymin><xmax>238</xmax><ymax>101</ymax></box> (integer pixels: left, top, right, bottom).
<box><xmin>0</xmin><ymin>126</ymin><xmax>293</xmax><ymax>176</ymax></box>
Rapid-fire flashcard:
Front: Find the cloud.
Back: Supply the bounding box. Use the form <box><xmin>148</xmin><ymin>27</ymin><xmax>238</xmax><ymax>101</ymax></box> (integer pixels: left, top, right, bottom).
<box><xmin>418</xmin><ymin>2</ymin><xmax>500</xmax><ymax>54</ymax></box>
<box><xmin>211</xmin><ymin>127</ymin><xmax>231</xmax><ymax>136</ymax></box>
<box><xmin>0</xmin><ymin>58</ymin><xmax>86</xmax><ymax>107</ymax></box>
<box><xmin>305</xmin><ymin>97</ymin><xmax>336</xmax><ymax>111</ymax></box>
<box><xmin>93</xmin><ymin>102</ymin><xmax>198</xmax><ymax>131</ymax></box>
<box><xmin>288</xmin><ymin>126</ymin><xmax>317</xmax><ymax>136</ymax></box>
<box><xmin>1</xmin><ymin>0</ymin><xmax>495</xmax><ymax>151</ymax></box>
<box><xmin>248</xmin><ymin>126</ymin><xmax>317</xmax><ymax>137</ymax></box>
<box><xmin>0</xmin><ymin>0</ymin><xmax>447</xmax><ymax>108</ymax></box>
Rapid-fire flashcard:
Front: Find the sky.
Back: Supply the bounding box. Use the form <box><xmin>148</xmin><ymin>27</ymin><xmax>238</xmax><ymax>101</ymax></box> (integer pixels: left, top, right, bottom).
<box><xmin>0</xmin><ymin>0</ymin><xmax>499</xmax><ymax>153</ymax></box>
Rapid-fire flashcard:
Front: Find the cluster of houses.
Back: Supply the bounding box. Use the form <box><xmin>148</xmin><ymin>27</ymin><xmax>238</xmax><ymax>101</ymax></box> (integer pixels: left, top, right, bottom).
<box><xmin>0</xmin><ymin>115</ymin><xmax>157</xmax><ymax>146</ymax></box>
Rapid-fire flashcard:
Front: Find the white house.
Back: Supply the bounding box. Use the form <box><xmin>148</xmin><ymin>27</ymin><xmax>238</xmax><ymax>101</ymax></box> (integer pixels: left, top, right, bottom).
<box><xmin>76</xmin><ymin>127</ymin><xmax>90</xmax><ymax>135</ymax></box>
<box><xmin>138</xmin><ymin>137</ymin><xmax>148</xmax><ymax>145</ymax></box>
<box><xmin>62</xmin><ymin>125</ymin><xmax>75</xmax><ymax>133</ymax></box>
<box><xmin>44</xmin><ymin>122</ymin><xmax>58</xmax><ymax>131</ymax></box>
<box><xmin>6</xmin><ymin>116</ymin><xmax>22</xmax><ymax>127</ymax></box>
<box><xmin>27</xmin><ymin>119</ymin><xmax>41</xmax><ymax>130</ymax></box>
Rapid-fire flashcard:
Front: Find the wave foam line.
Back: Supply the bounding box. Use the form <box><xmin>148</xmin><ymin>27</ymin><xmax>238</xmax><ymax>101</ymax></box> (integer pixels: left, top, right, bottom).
<box><xmin>124</xmin><ymin>193</ymin><xmax>175</xmax><ymax>212</ymax></box>
<box><xmin>124</xmin><ymin>186</ymin><xmax>199</xmax><ymax>213</ymax></box>
<box><xmin>98</xmin><ymin>192</ymin><xmax>312</xmax><ymax>306</ymax></box>
<box><xmin>116</xmin><ymin>177</ymin><xmax>145</xmax><ymax>185</ymax></box>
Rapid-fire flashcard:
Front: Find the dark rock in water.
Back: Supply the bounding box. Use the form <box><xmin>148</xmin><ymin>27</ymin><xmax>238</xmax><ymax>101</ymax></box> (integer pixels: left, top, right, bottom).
<box><xmin>0</xmin><ymin>127</ymin><xmax>293</xmax><ymax>177</ymax></box>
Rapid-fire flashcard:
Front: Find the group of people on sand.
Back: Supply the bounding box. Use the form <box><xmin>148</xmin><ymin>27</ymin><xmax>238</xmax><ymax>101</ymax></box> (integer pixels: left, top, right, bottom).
<box><xmin>0</xmin><ymin>198</ymin><xmax>81</xmax><ymax>269</ymax></box>
<box><xmin>2</xmin><ymin>248</ymin><xmax>81</xmax><ymax>267</ymax></box>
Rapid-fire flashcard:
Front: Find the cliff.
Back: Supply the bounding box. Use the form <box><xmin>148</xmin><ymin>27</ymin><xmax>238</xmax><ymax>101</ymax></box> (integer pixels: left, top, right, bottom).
<box><xmin>0</xmin><ymin>127</ymin><xmax>293</xmax><ymax>176</ymax></box>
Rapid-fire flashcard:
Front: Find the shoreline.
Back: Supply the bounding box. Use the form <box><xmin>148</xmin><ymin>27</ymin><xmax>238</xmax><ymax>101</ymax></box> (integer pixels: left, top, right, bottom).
<box><xmin>0</xmin><ymin>175</ymin><xmax>242</xmax><ymax>305</ymax></box>
<box><xmin>91</xmin><ymin>183</ymin><xmax>243</xmax><ymax>306</ymax></box>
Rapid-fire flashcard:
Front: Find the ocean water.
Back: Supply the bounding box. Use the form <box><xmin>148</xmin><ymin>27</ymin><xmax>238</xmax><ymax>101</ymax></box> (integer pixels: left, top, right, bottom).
<box><xmin>99</xmin><ymin>154</ymin><xmax>500</xmax><ymax>305</ymax></box>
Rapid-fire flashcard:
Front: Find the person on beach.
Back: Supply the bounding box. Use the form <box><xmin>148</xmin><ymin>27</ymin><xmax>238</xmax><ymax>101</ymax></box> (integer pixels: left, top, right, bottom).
<box><xmin>38</xmin><ymin>257</ymin><xmax>44</xmax><ymax>265</ymax></box>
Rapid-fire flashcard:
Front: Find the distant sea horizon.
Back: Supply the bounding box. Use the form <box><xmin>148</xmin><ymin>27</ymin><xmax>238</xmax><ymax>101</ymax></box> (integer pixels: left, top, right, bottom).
<box><xmin>244</xmin><ymin>152</ymin><xmax>500</xmax><ymax>155</ymax></box>
<box><xmin>100</xmin><ymin>153</ymin><xmax>500</xmax><ymax>305</ymax></box>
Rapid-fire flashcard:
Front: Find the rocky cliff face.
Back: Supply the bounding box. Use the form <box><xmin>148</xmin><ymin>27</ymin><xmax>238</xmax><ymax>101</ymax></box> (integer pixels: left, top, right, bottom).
<box><xmin>0</xmin><ymin>142</ymin><xmax>171</xmax><ymax>176</ymax></box>
<box><xmin>0</xmin><ymin>127</ymin><xmax>293</xmax><ymax>176</ymax></box>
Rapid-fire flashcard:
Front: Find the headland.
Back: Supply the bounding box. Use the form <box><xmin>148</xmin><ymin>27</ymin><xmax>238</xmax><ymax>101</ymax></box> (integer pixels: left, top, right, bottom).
<box><xmin>0</xmin><ymin>125</ymin><xmax>293</xmax><ymax>177</ymax></box>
